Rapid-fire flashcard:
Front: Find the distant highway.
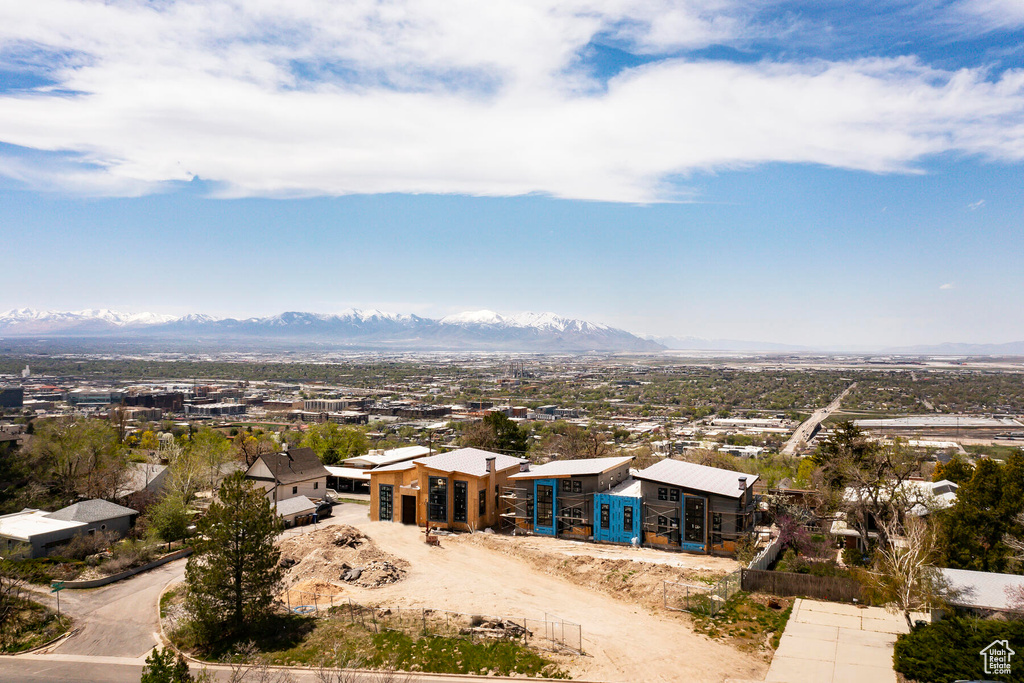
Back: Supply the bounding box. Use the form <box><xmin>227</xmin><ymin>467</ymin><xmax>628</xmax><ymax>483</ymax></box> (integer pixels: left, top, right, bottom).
<box><xmin>781</xmin><ymin>382</ymin><xmax>857</xmax><ymax>456</ymax></box>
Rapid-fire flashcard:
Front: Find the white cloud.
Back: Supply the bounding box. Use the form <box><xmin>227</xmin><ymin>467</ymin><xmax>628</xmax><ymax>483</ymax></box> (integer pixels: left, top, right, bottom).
<box><xmin>968</xmin><ymin>198</ymin><xmax>986</xmax><ymax>209</ymax></box>
<box><xmin>940</xmin><ymin>282</ymin><xmax>955</xmax><ymax>290</ymax></box>
<box><xmin>0</xmin><ymin>1</ymin><xmax>1023</xmax><ymax>201</ymax></box>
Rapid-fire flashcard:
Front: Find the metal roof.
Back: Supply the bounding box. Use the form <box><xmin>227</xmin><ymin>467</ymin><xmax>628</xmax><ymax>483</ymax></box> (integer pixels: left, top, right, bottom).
<box><xmin>324</xmin><ymin>465</ymin><xmax>371</xmax><ymax>481</ymax></box>
<box><xmin>941</xmin><ymin>567</ymin><xmax>1024</xmax><ymax>612</ymax></box>
<box><xmin>634</xmin><ymin>459</ymin><xmax>757</xmax><ymax>499</ymax></box>
<box><xmin>509</xmin><ymin>456</ymin><xmax>633</xmax><ymax>480</ymax></box>
<box><xmin>415</xmin><ymin>448</ymin><xmax>526</xmax><ymax>478</ymax></box>
<box><xmin>344</xmin><ymin>446</ymin><xmax>431</xmax><ymax>468</ymax></box>
<box><xmin>46</xmin><ymin>499</ymin><xmax>138</xmax><ymax>524</ymax></box>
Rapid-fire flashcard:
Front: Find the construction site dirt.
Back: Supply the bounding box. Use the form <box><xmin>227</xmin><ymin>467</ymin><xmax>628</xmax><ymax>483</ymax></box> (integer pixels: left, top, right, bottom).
<box><xmin>281</xmin><ymin>504</ymin><xmax>768</xmax><ymax>683</ymax></box>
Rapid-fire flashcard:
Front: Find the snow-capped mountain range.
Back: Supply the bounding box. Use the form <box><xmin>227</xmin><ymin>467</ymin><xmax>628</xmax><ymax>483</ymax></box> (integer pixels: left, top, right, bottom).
<box><xmin>0</xmin><ymin>308</ymin><xmax>661</xmax><ymax>352</ymax></box>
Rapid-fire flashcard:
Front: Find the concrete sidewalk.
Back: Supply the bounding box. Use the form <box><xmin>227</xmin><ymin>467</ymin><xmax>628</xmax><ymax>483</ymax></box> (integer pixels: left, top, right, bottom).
<box><xmin>765</xmin><ymin>598</ymin><xmax>922</xmax><ymax>683</ymax></box>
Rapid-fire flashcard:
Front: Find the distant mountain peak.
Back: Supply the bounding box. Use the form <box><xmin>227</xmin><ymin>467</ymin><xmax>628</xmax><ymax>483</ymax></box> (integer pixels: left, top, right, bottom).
<box><xmin>0</xmin><ymin>307</ymin><xmax>662</xmax><ymax>352</ymax></box>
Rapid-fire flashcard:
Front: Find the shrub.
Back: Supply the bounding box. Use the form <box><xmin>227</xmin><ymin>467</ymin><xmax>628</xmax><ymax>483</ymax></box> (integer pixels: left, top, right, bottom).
<box><xmin>60</xmin><ymin>531</ymin><xmax>113</xmax><ymax>562</ymax></box>
<box><xmin>842</xmin><ymin>546</ymin><xmax>871</xmax><ymax>567</ymax></box>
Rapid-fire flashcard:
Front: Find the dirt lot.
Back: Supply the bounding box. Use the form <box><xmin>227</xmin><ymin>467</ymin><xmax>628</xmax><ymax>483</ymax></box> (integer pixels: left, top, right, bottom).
<box><xmin>305</xmin><ymin>505</ymin><xmax>768</xmax><ymax>682</ymax></box>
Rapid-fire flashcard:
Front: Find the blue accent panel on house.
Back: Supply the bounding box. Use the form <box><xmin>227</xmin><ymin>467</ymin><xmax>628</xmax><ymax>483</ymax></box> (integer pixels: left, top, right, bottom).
<box><xmin>533</xmin><ymin>479</ymin><xmax>557</xmax><ymax>536</ymax></box>
<box><xmin>592</xmin><ymin>494</ymin><xmax>641</xmax><ymax>544</ymax></box>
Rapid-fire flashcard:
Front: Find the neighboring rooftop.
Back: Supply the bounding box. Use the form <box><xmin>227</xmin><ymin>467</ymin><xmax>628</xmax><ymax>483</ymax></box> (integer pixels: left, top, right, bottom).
<box><xmin>275</xmin><ymin>495</ymin><xmax>316</xmax><ymax>517</ymax></box>
<box><xmin>0</xmin><ymin>509</ymin><xmax>85</xmax><ymax>541</ymax></box>
<box><xmin>634</xmin><ymin>459</ymin><xmax>758</xmax><ymax>498</ymax></box>
<box><xmin>324</xmin><ymin>465</ymin><xmax>371</xmax><ymax>481</ymax></box>
<box><xmin>46</xmin><ymin>499</ymin><xmax>138</xmax><ymax>524</ymax></box>
<box><xmin>413</xmin><ymin>448</ymin><xmax>526</xmax><ymax>478</ymax></box>
<box><xmin>254</xmin><ymin>447</ymin><xmax>329</xmax><ymax>484</ymax></box>
<box><xmin>941</xmin><ymin>567</ymin><xmax>1024</xmax><ymax>612</ymax></box>
<box><xmin>345</xmin><ymin>445</ymin><xmax>432</xmax><ymax>468</ymax></box>
<box><xmin>510</xmin><ymin>456</ymin><xmax>633</xmax><ymax>479</ymax></box>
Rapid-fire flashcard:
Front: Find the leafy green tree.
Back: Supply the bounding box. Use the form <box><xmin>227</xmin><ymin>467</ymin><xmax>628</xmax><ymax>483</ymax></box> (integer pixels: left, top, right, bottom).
<box><xmin>149</xmin><ymin>494</ymin><xmax>191</xmax><ymax>550</ymax></box>
<box><xmin>932</xmin><ymin>456</ymin><xmax>974</xmax><ymax>485</ymax></box>
<box><xmin>460</xmin><ymin>413</ymin><xmax>529</xmax><ymax>455</ymax></box>
<box><xmin>300</xmin><ymin>422</ymin><xmax>368</xmax><ymax>465</ymax></box>
<box><xmin>27</xmin><ymin>417</ymin><xmax>129</xmax><ymax>503</ymax></box>
<box><xmin>936</xmin><ymin>453</ymin><xmax>1024</xmax><ymax>572</ymax></box>
<box><xmin>184</xmin><ymin>473</ymin><xmax>283</xmax><ymax>643</ymax></box>
<box><xmin>140</xmin><ymin>647</ymin><xmax>193</xmax><ymax>683</ymax></box>
<box><xmin>811</xmin><ymin>421</ymin><xmax>878</xmax><ymax>488</ymax></box>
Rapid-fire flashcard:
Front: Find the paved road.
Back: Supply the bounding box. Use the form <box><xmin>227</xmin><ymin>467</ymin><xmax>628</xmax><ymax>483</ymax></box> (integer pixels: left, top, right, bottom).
<box><xmin>781</xmin><ymin>382</ymin><xmax>856</xmax><ymax>456</ymax></box>
<box><xmin>27</xmin><ymin>558</ymin><xmax>185</xmax><ymax>658</ymax></box>
<box><xmin>1</xmin><ymin>656</ymin><xmax>580</xmax><ymax>682</ymax></box>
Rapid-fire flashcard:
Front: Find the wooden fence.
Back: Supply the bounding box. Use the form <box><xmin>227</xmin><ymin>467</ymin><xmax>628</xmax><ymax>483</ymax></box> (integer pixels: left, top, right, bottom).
<box><xmin>741</xmin><ymin>568</ymin><xmax>865</xmax><ymax>603</ymax></box>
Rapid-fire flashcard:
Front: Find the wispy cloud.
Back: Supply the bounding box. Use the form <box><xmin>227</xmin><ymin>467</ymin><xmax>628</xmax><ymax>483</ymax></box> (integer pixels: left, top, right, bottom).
<box><xmin>968</xmin><ymin>199</ymin><xmax>986</xmax><ymax>210</ymax></box>
<box><xmin>940</xmin><ymin>282</ymin><xmax>955</xmax><ymax>290</ymax></box>
<box><xmin>0</xmin><ymin>1</ymin><xmax>1023</xmax><ymax>201</ymax></box>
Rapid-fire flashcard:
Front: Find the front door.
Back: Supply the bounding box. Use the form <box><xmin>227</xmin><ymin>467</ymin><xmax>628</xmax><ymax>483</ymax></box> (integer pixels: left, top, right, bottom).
<box><xmin>682</xmin><ymin>495</ymin><xmax>707</xmax><ymax>552</ymax></box>
<box><xmin>534</xmin><ymin>479</ymin><xmax>557</xmax><ymax>536</ymax></box>
<box><xmin>401</xmin><ymin>495</ymin><xmax>417</xmax><ymax>525</ymax></box>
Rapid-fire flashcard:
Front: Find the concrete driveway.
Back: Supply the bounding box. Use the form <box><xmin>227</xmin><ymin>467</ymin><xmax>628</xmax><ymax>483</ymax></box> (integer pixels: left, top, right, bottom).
<box><xmin>765</xmin><ymin>598</ymin><xmax>921</xmax><ymax>683</ymax></box>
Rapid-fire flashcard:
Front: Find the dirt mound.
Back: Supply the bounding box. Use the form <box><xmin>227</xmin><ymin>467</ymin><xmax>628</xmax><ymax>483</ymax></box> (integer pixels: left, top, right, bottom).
<box><xmin>278</xmin><ymin>525</ymin><xmax>408</xmax><ymax>591</ymax></box>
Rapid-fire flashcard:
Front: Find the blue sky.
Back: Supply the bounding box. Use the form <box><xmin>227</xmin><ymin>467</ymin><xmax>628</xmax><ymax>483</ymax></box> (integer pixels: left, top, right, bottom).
<box><xmin>2</xmin><ymin>1</ymin><xmax>1024</xmax><ymax>347</ymax></box>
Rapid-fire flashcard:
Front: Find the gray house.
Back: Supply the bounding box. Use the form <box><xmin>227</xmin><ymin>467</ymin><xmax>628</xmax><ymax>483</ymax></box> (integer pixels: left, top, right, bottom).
<box><xmin>0</xmin><ymin>499</ymin><xmax>138</xmax><ymax>558</ymax></box>
<box><xmin>45</xmin><ymin>499</ymin><xmax>138</xmax><ymax>539</ymax></box>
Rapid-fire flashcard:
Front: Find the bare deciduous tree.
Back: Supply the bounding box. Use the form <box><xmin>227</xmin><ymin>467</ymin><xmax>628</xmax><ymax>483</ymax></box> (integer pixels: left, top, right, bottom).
<box><xmin>869</xmin><ymin>515</ymin><xmax>950</xmax><ymax>628</ymax></box>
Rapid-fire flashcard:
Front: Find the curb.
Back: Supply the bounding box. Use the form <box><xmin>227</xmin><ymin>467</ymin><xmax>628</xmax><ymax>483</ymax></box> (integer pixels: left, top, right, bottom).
<box><xmin>62</xmin><ymin>549</ymin><xmax>193</xmax><ymax>589</ymax></box>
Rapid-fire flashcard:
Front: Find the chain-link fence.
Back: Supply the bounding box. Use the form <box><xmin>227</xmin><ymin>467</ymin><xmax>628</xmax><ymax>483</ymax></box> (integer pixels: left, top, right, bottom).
<box><xmin>283</xmin><ymin>592</ymin><xmax>582</xmax><ymax>655</ymax></box>
<box><xmin>663</xmin><ymin>570</ymin><xmax>742</xmax><ymax>616</ymax></box>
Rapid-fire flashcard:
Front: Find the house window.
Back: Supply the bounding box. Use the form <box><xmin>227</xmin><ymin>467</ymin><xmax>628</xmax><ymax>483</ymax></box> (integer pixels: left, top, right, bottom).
<box><xmin>657</xmin><ymin>487</ymin><xmax>668</xmax><ymax>501</ymax></box>
<box><xmin>684</xmin><ymin>497</ymin><xmax>706</xmax><ymax>544</ymax></box>
<box><xmin>657</xmin><ymin>515</ymin><xmax>669</xmax><ymax>534</ymax></box>
<box><xmin>561</xmin><ymin>479</ymin><xmax>571</xmax><ymax>493</ymax></box>
<box><xmin>314</xmin><ymin>482</ymin><xmax>319</xmax><ymax>490</ymax></box>
<box><xmin>600</xmin><ymin>504</ymin><xmax>610</xmax><ymax>530</ymax></box>
<box><xmin>453</xmin><ymin>481</ymin><xmax>468</xmax><ymax>523</ymax></box>
<box><xmin>292</xmin><ymin>486</ymin><xmax>298</xmax><ymax>495</ymax></box>
<box><xmin>623</xmin><ymin>506</ymin><xmax>633</xmax><ymax>531</ymax></box>
<box><xmin>572</xmin><ymin>480</ymin><xmax>582</xmax><ymax>493</ymax></box>
<box><xmin>712</xmin><ymin>513</ymin><xmax>723</xmax><ymax>544</ymax></box>
<box><xmin>479</xmin><ymin>489</ymin><xmax>487</xmax><ymax>517</ymax></box>
<box><xmin>536</xmin><ymin>484</ymin><xmax>554</xmax><ymax>527</ymax></box>
<box><xmin>525</xmin><ymin>491</ymin><xmax>533</xmax><ymax>520</ymax></box>
<box><xmin>669</xmin><ymin>489</ymin><xmax>680</xmax><ymax>502</ymax></box>
<box><xmin>428</xmin><ymin>477</ymin><xmax>448</xmax><ymax>523</ymax></box>
<box><xmin>379</xmin><ymin>484</ymin><xmax>393</xmax><ymax>521</ymax></box>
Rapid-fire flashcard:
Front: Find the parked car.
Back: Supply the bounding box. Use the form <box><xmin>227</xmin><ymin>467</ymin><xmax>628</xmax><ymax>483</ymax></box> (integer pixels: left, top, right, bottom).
<box><xmin>315</xmin><ymin>501</ymin><xmax>333</xmax><ymax>519</ymax></box>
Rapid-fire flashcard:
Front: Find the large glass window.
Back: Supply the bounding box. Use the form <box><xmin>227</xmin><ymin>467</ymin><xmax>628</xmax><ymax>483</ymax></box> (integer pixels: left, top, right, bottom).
<box><xmin>684</xmin><ymin>497</ymin><xmax>706</xmax><ymax>544</ymax></box>
<box><xmin>600</xmin><ymin>504</ymin><xmax>610</xmax><ymax>530</ymax></box>
<box><xmin>561</xmin><ymin>479</ymin><xmax>571</xmax><ymax>493</ymax></box>
<box><xmin>657</xmin><ymin>487</ymin><xmax>668</xmax><ymax>501</ymax></box>
<box><xmin>479</xmin><ymin>489</ymin><xmax>487</xmax><ymax>517</ymax></box>
<box><xmin>378</xmin><ymin>484</ymin><xmax>393</xmax><ymax>522</ymax></box>
<box><xmin>536</xmin><ymin>484</ymin><xmax>554</xmax><ymax>527</ymax></box>
<box><xmin>623</xmin><ymin>505</ymin><xmax>633</xmax><ymax>530</ymax></box>
<box><xmin>428</xmin><ymin>476</ymin><xmax>448</xmax><ymax>523</ymax></box>
<box><xmin>572</xmin><ymin>480</ymin><xmax>582</xmax><ymax>493</ymax></box>
<box><xmin>453</xmin><ymin>481</ymin><xmax>468</xmax><ymax>523</ymax></box>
